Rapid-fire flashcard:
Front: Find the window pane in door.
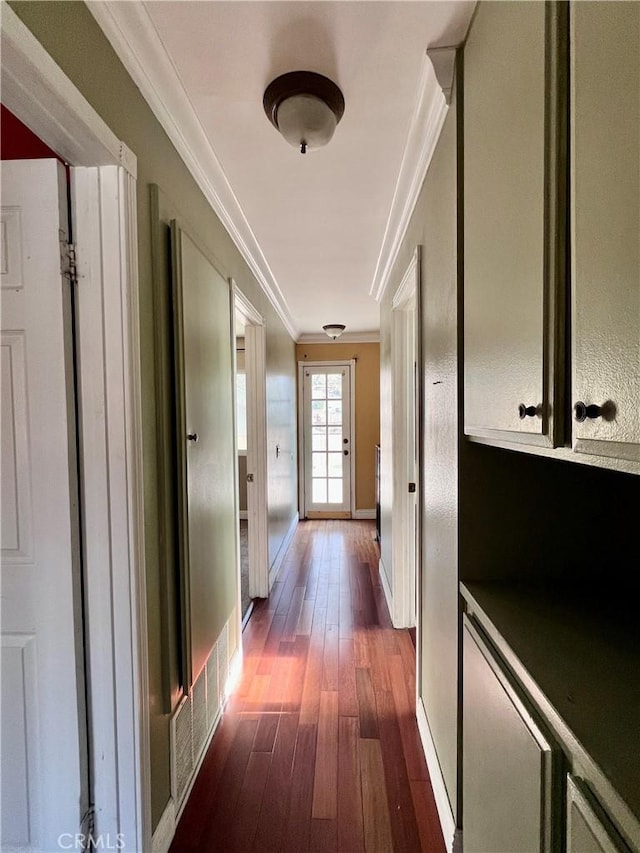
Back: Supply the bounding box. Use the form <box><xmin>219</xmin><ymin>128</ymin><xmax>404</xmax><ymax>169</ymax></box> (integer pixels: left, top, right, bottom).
<box><xmin>312</xmin><ymin>400</ymin><xmax>326</xmax><ymax>425</ymax></box>
<box><xmin>312</xmin><ymin>453</ymin><xmax>327</xmax><ymax>477</ymax></box>
<box><xmin>327</xmin><ymin>452</ymin><xmax>342</xmax><ymax>477</ymax></box>
<box><xmin>312</xmin><ymin>427</ymin><xmax>326</xmax><ymax>451</ymax></box>
<box><xmin>313</xmin><ymin>479</ymin><xmax>327</xmax><ymax>503</ymax></box>
<box><xmin>327</xmin><ymin>427</ymin><xmax>342</xmax><ymax>451</ymax></box>
<box><xmin>328</xmin><ymin>400</ymin><xmax>342</xmax><ymax>425</ymax></box>
<box><xmin>328</xmin><ymin>479</ymin><xmax>342</xmax><ymax>503</ymax></box>
<box><xmin>327</xmin><ymin>374</ymin><xmax>342</xmax><ymax>398</ymax></box>
<box><xmin>312</xmin><ymin>374</ymin><xmax>326</xmax><ymax>399</ymax></box>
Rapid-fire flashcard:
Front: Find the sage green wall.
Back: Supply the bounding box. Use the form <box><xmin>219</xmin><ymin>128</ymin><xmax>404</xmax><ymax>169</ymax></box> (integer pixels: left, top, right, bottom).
<box><xmin>9</xmin><ymin>2</ymin><xmax>298</xmax><ymax>830</ymax></box>
<box><xmin>380</xmin><ymin>85</ymin><xmax>460</xmax><ymax>818</ymax></box>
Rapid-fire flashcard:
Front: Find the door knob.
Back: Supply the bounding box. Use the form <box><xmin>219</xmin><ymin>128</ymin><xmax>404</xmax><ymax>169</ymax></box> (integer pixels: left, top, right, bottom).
<box><xmin>574</xmin><ymin>401</ymin><xmax>602</xmax><ymax>422</ymax></box>
<box><xmin>518</xmin><ymin>404</ymin><xmax>537</xmax><ymax>419</ymax></box>
<box><xmin>187</xmin><ymin>432</ymin><xmax>198</xmax><ymax>442</ymax></box>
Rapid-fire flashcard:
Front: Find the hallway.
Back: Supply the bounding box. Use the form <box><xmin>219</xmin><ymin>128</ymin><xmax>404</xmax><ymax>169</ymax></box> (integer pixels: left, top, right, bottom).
<box><xmin>170</xmin><ymin>520</ymin><xmax>445</xmax><ymax>852</ymax></box>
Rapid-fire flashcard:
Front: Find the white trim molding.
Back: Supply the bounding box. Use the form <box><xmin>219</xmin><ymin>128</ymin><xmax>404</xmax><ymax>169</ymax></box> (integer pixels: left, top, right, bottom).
<box><xmin>151</xmin><ymin>799</ymin><xmax>176</xmax><ymax>853</ymax></box>
<box><xmin>297</xmin><ymin>331</ymin><xmax>381</xmax><ymax>345</ymax></box>
<box><xmin>369</xmin><ymin>52</ymin><xmax>452</xmax><ymax>303</ymax></box>
<box><xmin>233</xmin><ymin>283</ymin><xmax>270</xmax><ymax>600</ymax></box>
<box><xmin>88</xmin><ymin>1</ymin><xmax>297</xmax><ymax>341</ymax></box>
<box><xmin>417</xmin><ymin>699</ymin><xmax>457</xmax><ymax>853</ymax></box>
<box><xmin>427</xmin><ymin>47</ymin><xmax>457</xmax><ymax>106</ymax></box>
<box><xmin>2</xmin><ymin>7</ymin><xmax>151</xmax><ymax>849</ymax></box>
<box><xmin>1</xmin><ymin>5</ymin><xmax>136</xmax><ymax>176</ymax></box>
<box><xmin>353</xmin><ymin>509</ymin><xmax>376</xmax><ymax>520</ymax></box>
<box><xmin>379</xmin><ymin>557</ymin><xmax>393</xmax><ymax>621</ymax></box>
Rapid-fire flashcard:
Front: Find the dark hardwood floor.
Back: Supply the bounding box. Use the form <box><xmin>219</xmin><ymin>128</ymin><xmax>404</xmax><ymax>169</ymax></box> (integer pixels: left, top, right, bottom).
<box><xmin>169</xmin><ymin>520</ymin><xmax>445</xmax><ymax>852</ymax></box>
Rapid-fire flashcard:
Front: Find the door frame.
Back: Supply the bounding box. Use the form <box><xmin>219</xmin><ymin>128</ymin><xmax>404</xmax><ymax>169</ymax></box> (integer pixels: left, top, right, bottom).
<box><xmin>2</xmin><ymin>7</ymin><xmax>150</xmax><ymax>850</ymax></box>
<box><xmin>389</xmin><ymin>247</ymin><xmax>422</xmax><ymax>629</ymax></box>
<box><xmin>297</xmin><ymin>359</ymin><xmax>356</xmax><ymax>519</ymax></box>
<box><xmin>232</xmin><ymin>284</ymin><xmax>270</xmax><ymax>598</ymax></box>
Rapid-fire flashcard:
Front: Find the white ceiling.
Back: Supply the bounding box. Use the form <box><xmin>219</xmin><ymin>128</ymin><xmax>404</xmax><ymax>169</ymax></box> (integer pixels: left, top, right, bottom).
<box><xmin>94</xmin><ymin>1</ymin><xmax>475</xmax><ymax>339</ymax></box>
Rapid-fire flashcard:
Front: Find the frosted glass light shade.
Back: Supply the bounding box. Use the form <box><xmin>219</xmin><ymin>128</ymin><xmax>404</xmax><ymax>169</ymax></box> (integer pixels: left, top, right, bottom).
<box><xmin>263</xmin><ymin>71</ymin><xmax>345</xmax><ymax>155</ymax></box>
<box><xmin>276</xmin><ymin>94</ymin><xmax>338</xmax><ymax>152</ymax></box>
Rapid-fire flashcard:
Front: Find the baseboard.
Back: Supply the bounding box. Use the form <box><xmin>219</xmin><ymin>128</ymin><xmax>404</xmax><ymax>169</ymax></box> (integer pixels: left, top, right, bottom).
<box><xmin>238</xmin><ymin>510</ymin><xmax>248</xmax><ymax>520</ymax></box>
<box><xmin>269</xmin><ymin>512</ymin><xmax>298</xmax><ymax>589</ymax></box>
<box><xmin>416</xmin><ymin>699</ymin><xmax>457</xmax><ymax>852</ymax></box>
<box><xmin>353</xmin><ymin>508</ymin><xmax>376</xmax><ymax>520</ymax></box>
<box><xmin>152</xmin><ymin>797</ymin><xmax>176</xmax><ymax>853</ymax></box>
<box><xmin>378</xmin><ymin>557</ymin><xmax>394</xmax><ymax>622</ymax></box>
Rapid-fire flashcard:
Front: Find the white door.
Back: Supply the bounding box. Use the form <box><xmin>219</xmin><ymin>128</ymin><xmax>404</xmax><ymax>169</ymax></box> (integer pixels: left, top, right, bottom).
<box><xmin>1</xmin><ymin>160</ymin><xmax>89</xmax><ymax>850</ymax></box>
<box><xmin>302</xmin><ymin>363</ymin><xmax>352</xmax><ymax>518</ymax></box>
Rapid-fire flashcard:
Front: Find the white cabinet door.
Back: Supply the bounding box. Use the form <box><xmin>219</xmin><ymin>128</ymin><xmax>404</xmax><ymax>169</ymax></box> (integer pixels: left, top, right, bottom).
<box><xmin>464</xmin><ymin>2</ymin><xmax>566</xmax><ymax>446</ymax></box>
<box><xmin>463</xmin><ymin>616</ymin><xmax>558</xmax><ymax>853</ymax></box>
<box><xmin>571</xmin><ymin>3</ymin><xmax>640</xmax><ymax>463</ymax></box>
<box><xmin>567</xmin><ymin>776</ymin><xmax>631</xmax><ymax>853</ymax></box>
<box><xmin>1</xmin><ymin>160</ymin><xmax>88</xmax><ymax>850</ymax></box>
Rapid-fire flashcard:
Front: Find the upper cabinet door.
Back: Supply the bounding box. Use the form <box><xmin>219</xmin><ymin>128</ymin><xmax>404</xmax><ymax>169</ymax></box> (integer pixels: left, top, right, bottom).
<box><xmin>464</xmin><ymin>2</ymin><xmax>566</xmax><ymax>446</ymax></box>
<box><xmin>571</xmin><ymin>3</ymin><xmax>640</xmax><ymax>463</ymax></box>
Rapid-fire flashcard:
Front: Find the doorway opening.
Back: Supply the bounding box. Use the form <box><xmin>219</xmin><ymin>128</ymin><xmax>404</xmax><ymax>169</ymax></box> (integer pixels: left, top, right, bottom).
<box><xmin>298</xmin><ymin>360</ymin><xmax>355</xmax><ymax>519</ymax></box>
<box><xmin>233</xmin><ymin>285</ymin><xmax>269</xmax><ymax>621</ymax></box>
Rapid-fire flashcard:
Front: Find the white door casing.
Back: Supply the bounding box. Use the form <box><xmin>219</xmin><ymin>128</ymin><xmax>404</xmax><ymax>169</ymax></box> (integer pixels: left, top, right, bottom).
<box><xmin>1</xmin><ymin>159</ymin><xmax>87</xmax><ymax>850</ymax></box>
<box><xmin>299</xmin><ymin>361</ymin><xmax>355</xmax><ymax>518</ymax></box>
<box><xmin>389</xmin><ymin>248</ymin><xmax>421</xmax><ymax>629</ymax></box>
<box><xmin>233</xmin><ymin>284</ymin><xmax>269</xmax><ymax>599</ymax></box>
<box><xmin>1</xmin><ymin>6</ymin><xmax>149</xmax><ymax>849</ymax></box>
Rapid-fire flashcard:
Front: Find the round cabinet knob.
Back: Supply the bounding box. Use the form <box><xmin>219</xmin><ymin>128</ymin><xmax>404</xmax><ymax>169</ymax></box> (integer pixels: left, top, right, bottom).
<box><xmin>574</xmin><ymin>401</ymin><xmax>602</xmax><ymax>422</ymax></box>
<box><xmin>187</xmin><ymin>432</ymin><xmax>199</xmax><ymax>442</ymax></box>
<box><xmin>518</xmin><ymin>404</ymin><xmax>537</xmax><ymax>419</ymax></box>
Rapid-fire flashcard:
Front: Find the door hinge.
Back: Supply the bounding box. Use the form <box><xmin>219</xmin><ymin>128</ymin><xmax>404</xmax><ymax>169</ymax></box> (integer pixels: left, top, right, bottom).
<box><xmin>60</xmin><ymin>236</ymin><xmax>78</xmax><ymax>284</ymax></box>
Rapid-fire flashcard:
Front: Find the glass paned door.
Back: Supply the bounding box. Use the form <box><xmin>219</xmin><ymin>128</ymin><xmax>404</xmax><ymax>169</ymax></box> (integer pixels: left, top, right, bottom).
<box><xmin>303</xmin><ymin>364</ymin><xmax>352</xmax><ymax>516</ymax></box>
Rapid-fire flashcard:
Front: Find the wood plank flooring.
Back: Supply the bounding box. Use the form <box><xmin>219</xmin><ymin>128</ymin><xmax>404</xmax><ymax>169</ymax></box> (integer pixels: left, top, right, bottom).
<box><xmin>169</xmin><ymin>520</ymin><xmax>445</xmax><ymax>852</ymax></box>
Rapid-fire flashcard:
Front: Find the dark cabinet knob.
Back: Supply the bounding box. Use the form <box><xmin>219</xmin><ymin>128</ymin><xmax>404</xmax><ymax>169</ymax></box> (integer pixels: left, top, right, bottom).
<box><xmin>518</xmin><ymin>404</ymin><xmax>537</xmax><ymax>419</ymax></box>
<box><xmin>187</xmin><ymin>432</ymin><xmax>198</xmax><ymax>442</ymax></box>
<box><xmin>343</xmin><ymin>449</ymin><xmax>349</xmax><ymax>456</ymax></box>
<box><xmin>574</xmin><ymin>401</ymin><xmax>602</xmax><ymax>422</ymax></box>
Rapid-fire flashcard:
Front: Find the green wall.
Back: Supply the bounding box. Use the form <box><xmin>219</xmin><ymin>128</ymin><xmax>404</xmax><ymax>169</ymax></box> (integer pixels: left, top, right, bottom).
<box><xmin>9</xmin><ymin>2</ymin><xmax>298</xmax><ymax>829</ymax></box>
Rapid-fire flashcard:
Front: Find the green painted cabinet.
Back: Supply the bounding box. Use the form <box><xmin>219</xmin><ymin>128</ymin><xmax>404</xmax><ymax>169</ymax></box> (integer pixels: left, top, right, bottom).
<box><xmin>463</xmin><ymin>2</ymin><xmax>565</xmax><ymax>446</ymax></box>
<box><xmin>570</xmin><ymin>2</ymin><xmax>640</xmax><ymax>464</ymax></box>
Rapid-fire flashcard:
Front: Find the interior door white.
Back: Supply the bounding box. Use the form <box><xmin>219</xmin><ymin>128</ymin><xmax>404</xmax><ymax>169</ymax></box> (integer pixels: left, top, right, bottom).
<box><xmin>1</xmin><ymin>160</ymin><xmax>88</xmax><ymax>850</ymax></box>
<box><xmin>302</xmin><ymin>364</ymin><xmax>352</xmax><ymax>517</ymax></box>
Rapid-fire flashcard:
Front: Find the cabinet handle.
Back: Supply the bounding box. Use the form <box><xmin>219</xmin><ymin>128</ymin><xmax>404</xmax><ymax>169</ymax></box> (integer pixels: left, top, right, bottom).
<box><xmin>574</xmin><ymin>401</ymin><xmax>602</xmax><ymax>422</ymax></box>
<box><xmin>187</xmin><ymin>432</ymin><xmax>199</xmax><ymax>442</ymax></box>
<box><xmin>518</xmin><ymin>404</ymin><xmax>537</xmax><ymax>419</ymax></box>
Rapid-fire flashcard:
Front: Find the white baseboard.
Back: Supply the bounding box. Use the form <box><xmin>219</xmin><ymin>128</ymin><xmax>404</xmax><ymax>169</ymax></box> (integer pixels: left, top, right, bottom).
<box><xmin>238</xmin><ymin>510</ymin><xmax>248</xmax><ymax>520</ymax></box>
<box><xmin>353</xmin><ymin>508</ymin><xmax>376</xmax><ymax>520</ymax></box>
<box><xmin>269</xmin><ymin>512</ymin><xmax>298</xmax><ymax>589</ymax></box>
<box><xmin>416</xmin><ymin>699</ymin><xmax>456</xmax><ymax>852</ymax></box>
<box><xmin>152</xmin><ymin>797</ymin><xmax>176</xmax><ymax>853</ymax></box>
<box><xmin>378</xmin><ymin>557</ymin><xmax>394</xmax><ymax>622</ymax></box>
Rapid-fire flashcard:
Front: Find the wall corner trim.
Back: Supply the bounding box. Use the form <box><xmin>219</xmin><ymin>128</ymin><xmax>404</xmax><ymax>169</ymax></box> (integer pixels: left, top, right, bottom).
<box><xmin>427</xmin><ymin>46</ymin><xmax>458</xmax><ymax>106</ymax></box>
<box><xmin>416</xmin><ymin>699</ymin><xmax>457</xmax><ymax>853</ymax></box>
<box><xmin>378</xmin><ymin>557</ymin><xmax>394</xmax><ymax>622</ymax></box>
<box><xmin>88</xmin><ymin>1</ymin><xmax>298</xmax><ymax>341</ymax></box>
<box><xmin>369</xmin><ymin>53</ymin><xmax>449</xmax><ymax>304</ymax></box>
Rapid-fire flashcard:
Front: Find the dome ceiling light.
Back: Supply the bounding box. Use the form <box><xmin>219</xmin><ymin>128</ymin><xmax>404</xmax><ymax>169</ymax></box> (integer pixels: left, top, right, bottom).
<box><xmin>322</xmin><ymin>324</ymin><xmax>346</xmax><ymax>340</ymax></box>
<box><xmin>263</xmin><ymin>71</ymin><xmax>345</xmax><ymax>154</ymax></box>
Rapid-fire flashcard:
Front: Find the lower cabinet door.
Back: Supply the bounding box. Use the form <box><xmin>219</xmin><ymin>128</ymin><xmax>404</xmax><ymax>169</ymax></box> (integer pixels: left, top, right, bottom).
<box><xmin>567</xmin><ymin>776</ymin><xmax>630</xmax><ymax>853</ymax></box>
<box><xmin>463</xmin><ymin>616</ymin><xmax>559</xmax><ymax>853</ymax></box>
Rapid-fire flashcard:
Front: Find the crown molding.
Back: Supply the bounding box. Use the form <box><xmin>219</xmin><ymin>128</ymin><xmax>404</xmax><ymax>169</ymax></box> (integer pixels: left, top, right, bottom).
<box><xmin>296</xmin><ymin>332</ymin><xmax>380</xmax><ymax>344</ymax></box>
<box><xmin>87</xmin><ymin>1</ymin><xmax>298</xmax><ymax>341</ymax></box>
<box><xmin>369</xmin><ymin>50</ymin><xmax>454</xmax><ymax>304</ymax></box>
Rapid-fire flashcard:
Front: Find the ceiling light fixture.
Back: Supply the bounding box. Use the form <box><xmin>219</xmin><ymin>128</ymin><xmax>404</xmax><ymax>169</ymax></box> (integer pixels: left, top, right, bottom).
<box><xmin>322</xmin><ymin>324</ymin><xmax>346</xmax><ymax>340</ymax></box>
<box><xmin>263</xmin><ymin>71</ymin><xmax>345</xmax><ymax>154</ymax></box>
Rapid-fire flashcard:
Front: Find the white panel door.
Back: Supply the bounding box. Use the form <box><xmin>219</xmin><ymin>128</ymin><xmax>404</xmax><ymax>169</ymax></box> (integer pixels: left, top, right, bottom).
<box><xmin>1</xmin><ymin>160</ymin><xmax>88</xmax><ymax>851</ymax></box>
<box><xmin>302</xmin><ymin>364</ymin><xmax>352</xmax><ymax>517</ymax></box>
